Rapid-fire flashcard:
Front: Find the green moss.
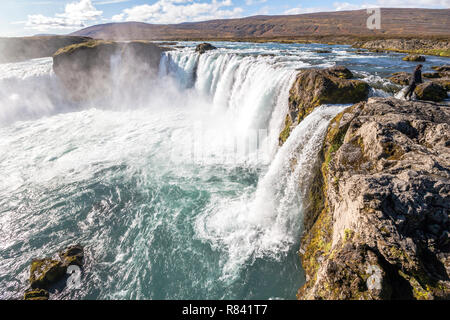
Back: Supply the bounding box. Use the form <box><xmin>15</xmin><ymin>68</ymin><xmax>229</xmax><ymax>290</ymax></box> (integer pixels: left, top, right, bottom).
<box><xmin>54</xmin><ymin>40</ymin><xmax>116</xmax><ymax>56</ymax></box>
<box><xmin>24</xmin><ymin>288</ymin><xmax>49</xmax><ymax>301</ymax></box>
<box><xmin>344</xmin><ymin>229</ymin><xmax>354</xmax><ymax>242</ymax></box>
<box><xmin>279</xmin><ymin>115</ymin><xmax>292</xmax><ymax>146</ymax></box>
<box><xmin>29</xmin><ymin>258</ymin><xmax>65</xmax><ymax>289</ymax></box>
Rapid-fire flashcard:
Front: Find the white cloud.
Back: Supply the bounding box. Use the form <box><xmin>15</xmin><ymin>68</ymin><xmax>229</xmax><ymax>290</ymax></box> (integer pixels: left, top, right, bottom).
<box><xmin>245</xmin><ymin>0</ymin><xmax>267</xmax><ymax>5</ymax></box>
<box><xmin>23</xmin><ymin>0</ymin><xmax>103</xmax><ymax>31</ymax></box>
<box><xmin>284</xmin><ymin>6</ymin><xmax>328</xmax><ymax>15</ymax></box>
<box><xmin>112</xmin><ymin>0</ymin><xmax>244</xmax><ymax>24</ymax></box>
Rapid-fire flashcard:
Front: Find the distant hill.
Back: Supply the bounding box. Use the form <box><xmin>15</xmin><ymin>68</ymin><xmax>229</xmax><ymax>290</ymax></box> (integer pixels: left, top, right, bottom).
<box><xmin>70</xmin><ymin>8</ymin><xmax>450</xmax><ymax>41</ymax></box>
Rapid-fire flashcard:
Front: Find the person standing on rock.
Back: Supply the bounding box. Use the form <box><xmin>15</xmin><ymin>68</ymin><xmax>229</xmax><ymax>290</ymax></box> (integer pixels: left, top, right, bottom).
<box><xmin>404</xmin><ymin>64</ymin><xmax>423</xmax><ymax>100</ymax></box>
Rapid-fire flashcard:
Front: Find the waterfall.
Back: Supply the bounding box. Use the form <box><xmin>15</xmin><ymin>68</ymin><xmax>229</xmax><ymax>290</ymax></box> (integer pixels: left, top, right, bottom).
<box><xmin>160</xmin><ymin>50</ymin><xmax>297</xmax><ymax>158</ymax></box>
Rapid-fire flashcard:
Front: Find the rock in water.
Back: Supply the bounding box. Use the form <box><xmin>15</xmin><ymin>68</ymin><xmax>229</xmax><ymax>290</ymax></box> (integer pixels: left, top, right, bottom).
<box><xmin>432</xmin><ymin>65</ymin><xmax>450</xmax><ymax>72</ymax></box>
<box><xmin>415</xmin><ymin>82</ymin><xmax>448</xmax><ymax>102</ymax></box>
<box><xmin>53</xmin><ymin>40</ymin><xmax>163</xmax><ymax>101</ymax></box>
<box><xmin>195</xmin><ymin>43</ymin><xmax>217</xmax><ymax>54</ymax></box>
<box><xmin>388</xmin><ymin>72</ymin><xmax>411</xmax><ymax>85</ymax></box>
<box><xmin>402</xmin><ymin>54</ymin><xmax>426</xmax><ymax>62</ymax></box>
<box><xmin>26</xmin><ymin>244</ymin><xmax>85</xmax><ymax>299</ymax></box>
<box><xmin>24</xmin><ymin>288</ymin><xmax>50</xmax><ymax>301</ymax></box>
<box><xmin>29</xmin><ymin>258</ymin><xmax>66</xmax><ymax>289</ymax></box>
<box><xmin>59</xmin><ymin>244</ymin><xmax>84</xmax><ymax>267</ymax></box>
<box><xmin>279</xmin><ymin>66</ymin><xmax>369</xmax><ymax>145</ymax></box>
<box><xmin>298</xmin><ymin>97</ymin><xmax>450</xmax><ymax>300</ymax></box>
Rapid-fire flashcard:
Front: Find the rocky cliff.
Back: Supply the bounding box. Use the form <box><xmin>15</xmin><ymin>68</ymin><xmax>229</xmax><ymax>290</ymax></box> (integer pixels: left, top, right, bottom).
<box><xmin>298</xmin><ymin>97</ymin><xmax>450</xmax><ymax>300</ymax></box>
<box><xmin>279</xmin><ymin>66</ymin><xmax>369</xmax><ymax>146</ymax></box>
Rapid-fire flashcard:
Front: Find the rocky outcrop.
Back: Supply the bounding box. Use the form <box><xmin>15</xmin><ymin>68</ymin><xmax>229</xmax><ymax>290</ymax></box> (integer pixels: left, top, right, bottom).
<box><xmin>53</xmin><ymin>40</ymin><xmax>163</xmax><ymax>101</ymax></box>
<box><xmin>423</xmin><ymin>73</ymin><xmax>441</xmax><ymax>79</ymax></box>
<box><xmin>388</xmin><ymin>69</ymin><xmax>450</xmax><ymax>95</ymax></box>
<box><xmin>415</xmin><ymin>82</ymin><xmax>448</xmax><ymax>102</ymax></box>
<box><xmin>388</xmin><ymin>72</ymin><xmax>411</xmax><ymax>86</ymax></box>
<box><xmin>0</xmin><ymin>36</ymin><xmax>91</xmax><ymax>63</ymax></box>
<box><xmin>403</xmin><ymin>55</ymin><xmax>426</xmax><ymax>62</ymax></box>
<box><xmin>432</xmin><ymin>65</ymin><xmax>450</xmax><ymax>72</ymax></box>
<box><xmin>298</xmin><ymin>97</ymin><xmax>450</xmax><ymax>300</ymax></box>
<box><xmin>195</xmin><ymin>43</ymin><xmax>217</xmax><ymax>54</ymax></box>
<box><xmin>279</xmin><ymin>66</ymin><xmax>369</xmax><ymax>145</ymax></box>
<box><xmin>352</xmin><ymin>39</ymin><xmax>450</xmax><ymax>57</ymax></box>
<box><xmin>25</xmin><ymin>245</ymin><xmax>84</xmax><ymax>300</ymax></box>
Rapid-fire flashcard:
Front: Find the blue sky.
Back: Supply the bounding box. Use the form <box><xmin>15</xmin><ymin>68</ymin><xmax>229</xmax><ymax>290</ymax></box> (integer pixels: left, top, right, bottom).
<box><xmin>1</xmin><ymin>0</ymin><xmax>449</xmax><ymax>36</ymax></box>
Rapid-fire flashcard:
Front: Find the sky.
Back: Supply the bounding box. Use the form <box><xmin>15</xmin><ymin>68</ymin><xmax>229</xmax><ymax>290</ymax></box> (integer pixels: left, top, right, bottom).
<box><xmin>0</xmin><ymin>0</ymin><xmax>449</xmax><ymax>36</ymax></box>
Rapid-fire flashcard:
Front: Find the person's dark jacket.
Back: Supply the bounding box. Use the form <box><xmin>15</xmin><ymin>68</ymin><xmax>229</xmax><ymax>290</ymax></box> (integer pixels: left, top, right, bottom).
<box><xmin>409</xmin><ymin>69</ymin><xmax>423</xmax><ymax>85</ymax></box>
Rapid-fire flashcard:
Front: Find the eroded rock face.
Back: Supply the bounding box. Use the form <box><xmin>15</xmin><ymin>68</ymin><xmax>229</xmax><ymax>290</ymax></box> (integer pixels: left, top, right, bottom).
<box><xmin>53</xmin><ymin>40</ymin><xmax>163</xmax><ymax>101</ymax></box>
<box><xmin>298</xmin><ymin>97</ymin><xmax>450</xmax><ymax>300</ymax></box>
<box><xmin>279</xmin><ymin>66</ymin><xmax>369</xmax><ymax>145</ymax></box>
<box><xmin>415</xmin><ymin>82</ymin><xmax>448</xmax><ymax>102</ymax></box>
<box><xmin>195</xmin><ymin>43</ymin><xmax>217</xmax><ymax>54</ymax></box>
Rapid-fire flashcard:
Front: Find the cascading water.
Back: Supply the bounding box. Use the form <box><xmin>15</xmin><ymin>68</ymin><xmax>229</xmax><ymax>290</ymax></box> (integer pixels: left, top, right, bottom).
<box><xmin>1</xmin><ymin>42</ymin><xmax>448</xmax><ymax>300</ymax></box>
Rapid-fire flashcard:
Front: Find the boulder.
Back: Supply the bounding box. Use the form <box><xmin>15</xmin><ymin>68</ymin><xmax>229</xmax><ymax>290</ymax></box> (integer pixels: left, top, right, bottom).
<box><xmin>299</xmin><ymin>97</ymin><xmax>450</xmax><ymax>300</ymax></box>
<box><xmin>59</xmin><ymin>244</ymin><xmax>84</xmax><ymax>267</ymax></box>
<box><xmin>315</xmin><ymin>50</ymin><xmax>332</xmax><ymax>54</ymax></box>
<box><xmin>432</xmin><ymin>65</ymin><xmax>450</xmax><ymax>72</ymax></box>
<box><xmin>29</xmin><ymin>258</ymin><xmax>66</xmax><ymax>289</ymax></box>
<box><xmin>388</xmin><ymin>72</ymin><xmax>411</xmax><ymax>85</ymax></box>
<box><xmin>432</xmin><ymin>79</ymin><xmax>450</xmax><ymax>91</ymax></box>
<box><xmin>53</xmin><ymin>40</ymin><xmax>163</xmax><ymax>101</ymax></box>
<box><xmin>415</xmin><ymin>82</ymin><xmax>448</xmax><ymax>102</ymax></box>
<box><xmin>195</xmin><ymin>43</ymin><xmax>217</xmax><ymax>54</ymax></box>
<box><xmin>279</xmin><ymin>66</ymin><xmax>369</xmax><ymax>145</ymax></box>
<box><xmin>27</xmin><ymin>245</ymin><xmax>84</xmax><ymax>294</ymax></box>
<box><xmin>423</xmin><ymin>72</ymin><xmax>441</xmax><ymax>79</ymax></box>
<box><xmin>402</xmin><ymin>54</ymin><xmax>426</xmax><ymax>62</ymax></box>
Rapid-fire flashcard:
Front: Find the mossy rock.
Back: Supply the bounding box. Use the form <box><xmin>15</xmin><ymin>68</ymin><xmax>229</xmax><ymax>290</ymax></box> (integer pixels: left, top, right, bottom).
<box><xmin>24</xmin><ymin>288</ymin><xmax>49</xmax><ymax>300</ymax></box>
<box><xmin>288</xmin><ymin>67</ymin><xmax>368</xmax><ymax>124</ymax></box>
<box><xmin>432</xmin><ymin>79</ymin><xmax>450</xmax><ymax>91</ymax></box>
<box><xmin>415</xmin><ymin>82</ymin><xmax>448</xmax><ymax>102</ymax></box>
<box><xmin>402</xmin><ymin>55</ymin><xmax>426</xmax><ymax>62</ymax></box>
<box><xmin>423</xmin><ymin>72</ymin><xmax>441</xmax><ymax>79</ymax></box>
<box><xmin>59</xmin><ymin>244</ymin><xmax>84</xmax><ymax>267</ymax></box>
<box><xmin>388</xmin><ymin>72</ymin><xmax>411</xmax><ymax>85</ymax></box>
<box><xmin>431</xmin><ymin>65</ymin><xmax>450</xmax><ymax>72</ymax></box>
<box><xmin>29</xmin><ymin>258</ymin><xmax>66</xmax><ymax>289</ymax></box>
<box><xmin>195</xmin><ymin>43</ymin><xmax>217</xmax><ymax>54</ymax></box>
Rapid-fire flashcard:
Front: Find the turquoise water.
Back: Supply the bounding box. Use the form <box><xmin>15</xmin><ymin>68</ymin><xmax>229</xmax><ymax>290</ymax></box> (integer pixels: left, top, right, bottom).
<box><xmin>0</xmin><ymin>42</ymin><xmax>448</xmax><ymax>300</ymax></box>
